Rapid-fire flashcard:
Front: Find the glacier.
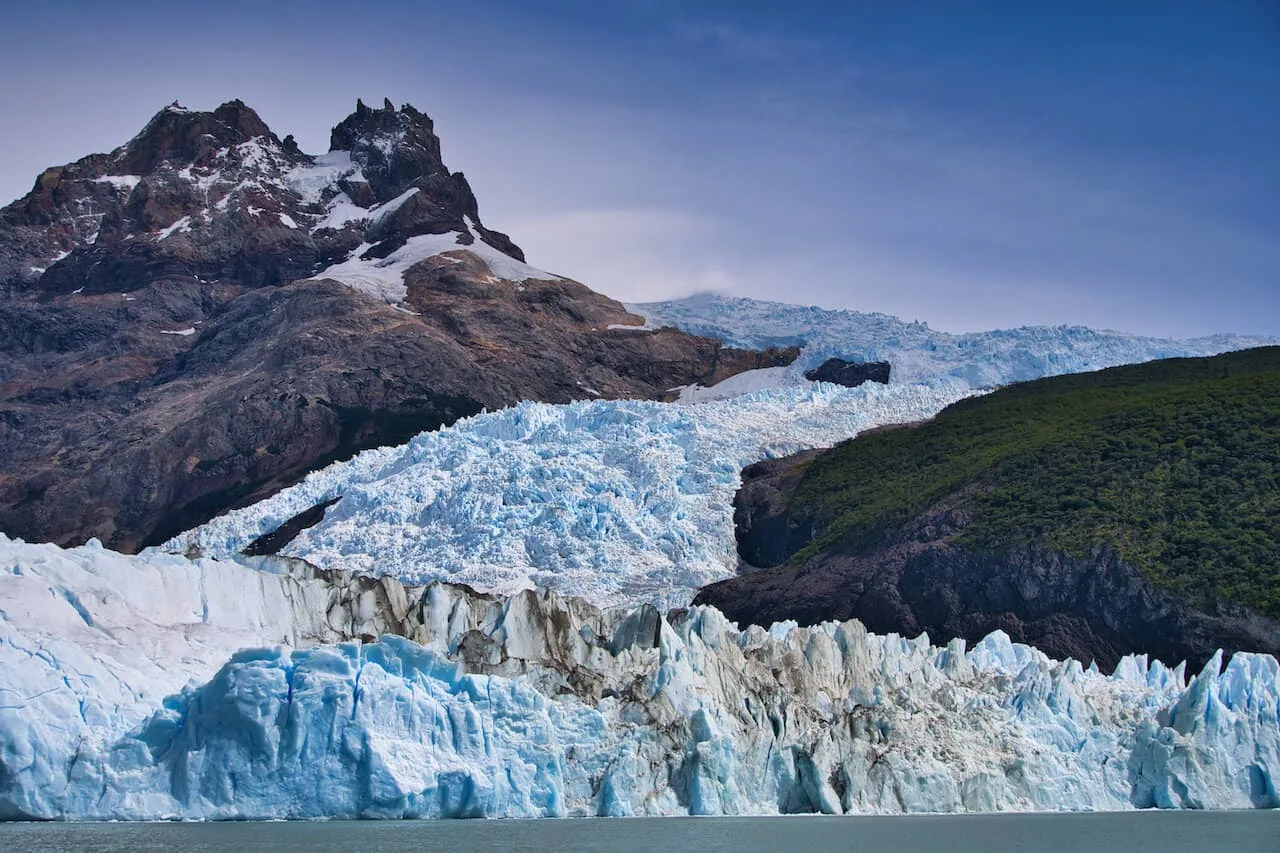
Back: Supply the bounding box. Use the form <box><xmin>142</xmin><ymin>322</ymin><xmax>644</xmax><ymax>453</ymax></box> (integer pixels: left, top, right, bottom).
<box><xmin>164</xmin><ymin>296</ymin><xmax>1276</xmax><ymax>610</ymax></box>
<box><xmin>168</xmin><ymin>382</ymin><xmax>973</xmax><ymax>608</ymax></box>
<box><xmin>628</xmin><ymin>293</ymin><xmax>1280</xmax><ymax>388</ymax></box>
<box><xmin>6</xmin><ymin>296</ymin><xmax>1278</xmax><ymax>821</ymax></box>
<box><xmin>1</xmin><ymin>533</ymin><xmax>1276</xmax><ymax>819</ymax></box>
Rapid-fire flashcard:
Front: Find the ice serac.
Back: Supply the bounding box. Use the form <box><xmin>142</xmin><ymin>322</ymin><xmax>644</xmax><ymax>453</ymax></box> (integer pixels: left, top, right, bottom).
<box><xmin>169</xmin><ymin>382</ymin><xmax>973</xmax><ymax>607</ymax></box>
<box><xmin>1</xmin><ymin>534</ymin><xmax>1276</xmax><ymax>819</ymax></box>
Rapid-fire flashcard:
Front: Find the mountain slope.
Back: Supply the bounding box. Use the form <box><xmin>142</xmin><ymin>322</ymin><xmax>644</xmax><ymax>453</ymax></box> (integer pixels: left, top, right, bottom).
<box><xmin>0</xmin><ymin>100</ymin><xmax>794</xmax><ymax>550</ymax></box>
<box><xmin>695</xmin><ymin>348</ymin><xmax>1280</xmax><ymax>670</ymax></box>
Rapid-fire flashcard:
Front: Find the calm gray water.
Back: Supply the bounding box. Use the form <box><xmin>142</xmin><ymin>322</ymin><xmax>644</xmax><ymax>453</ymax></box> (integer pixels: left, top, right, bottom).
<box><xmin>1</xmin><ymin>812</ymin><xmax>1276</xmax><ymax>853</ymax></box>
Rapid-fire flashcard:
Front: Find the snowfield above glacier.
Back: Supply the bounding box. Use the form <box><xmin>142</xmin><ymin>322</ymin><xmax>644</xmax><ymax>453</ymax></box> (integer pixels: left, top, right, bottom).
<box><xmin>1</xmin><ymin>534</ymin><xmax>1275</xmax><ymax>820</ymax></box>
<box><xmin>628</xmin><ymin>293</ymin><xmax>1280</xmax><ymax>387</ymax></box>
<box><xmin>168</xmin><ymin>382</ymin><xmax>972</xmax><ymax>607</ymax></box>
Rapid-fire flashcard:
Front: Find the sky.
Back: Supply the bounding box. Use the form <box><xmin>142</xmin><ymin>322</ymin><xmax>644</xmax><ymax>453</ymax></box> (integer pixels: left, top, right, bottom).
<box><xmin>1</xmin><ymin>0</ymin><xmax>1276</xmax><ymax>337</ymax></box>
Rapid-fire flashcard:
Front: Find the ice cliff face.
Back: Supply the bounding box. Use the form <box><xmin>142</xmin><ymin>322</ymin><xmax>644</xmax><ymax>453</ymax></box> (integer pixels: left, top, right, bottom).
<box><xmin>629</xmin><ymin>293</ymin><xmax>1279</xmax><ymax>387</ymax></box>
<box><xmin>1</xmin><ymin>534</ymin><xmax>1275</xmax><ymax>819</ymax></box>
<box><xmin>168</xmin><ymin>382</ymin><xmax>972</xmax><ymax>608</ymax></box>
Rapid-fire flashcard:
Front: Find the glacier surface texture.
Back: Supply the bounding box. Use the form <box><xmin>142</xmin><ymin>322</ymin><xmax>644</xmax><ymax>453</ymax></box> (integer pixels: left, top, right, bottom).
<box><xmin>5</xmin><ymin>297</ymin><xmax>1278</xmax><ymax>821</ymax></box>
<box><xmin>629</xmin><ymin>293</ymin><xmax>1279</xmax><ymax>387</ymax></box>
<box><xmin>166</xmin><ymin>297</ymin><xmax>1273</xmax><ymax>610</ymax></box>
<box><xmin>170</xmin><ymin>383</ymin><xmax>971</xmax><ymax>607</ymax></box>
<box><xmin>1</xmin><ymin>535</ymin><xmax>1276</xmax><ymax>820</ymax></box>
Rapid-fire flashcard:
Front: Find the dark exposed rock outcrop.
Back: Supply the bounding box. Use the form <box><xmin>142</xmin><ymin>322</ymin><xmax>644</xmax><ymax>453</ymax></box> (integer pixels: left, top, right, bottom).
<box><xmin>732</xmin><ymin>451</ymin><xmax>824</xmax><ymax>570</ymax></box>
<box><xmin>699</xmin><ymin>457</ymin><xmax>1280</xmax><ymax>673</ymax></box>
<box><xmin>804</xmin><ymin>357</ymin><xmax>890</xmax><ymax>387</ymax></box>
<box><xmin>0</xmin><ymin>99</ymin><xmax>797</xmax><ymax>550</ymax></box>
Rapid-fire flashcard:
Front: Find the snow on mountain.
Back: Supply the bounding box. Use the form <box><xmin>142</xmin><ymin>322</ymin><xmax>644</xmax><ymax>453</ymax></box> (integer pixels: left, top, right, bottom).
<box><xmin>168</xmin><ymin>382</ymin><xmax>971</xmax><ymax>608</ymax></box>
<box><xmin>283</xmin><ymin>150</ymin><xmax>365</xmax><ymax>205</ymax></box>
<box><xmin>310</xmin><ymin>231</ymin><xmax>559</xmax><ymax>303</ymax></box>
<box><xmin>629</xmin><ymin>293</ymin><xmax>1279</xmax><ymax>388</ymax></box>
<box><xmin>2</xmin><ymin>537</ymin><xmax>1275</xmax><ymax>819</ymax></box>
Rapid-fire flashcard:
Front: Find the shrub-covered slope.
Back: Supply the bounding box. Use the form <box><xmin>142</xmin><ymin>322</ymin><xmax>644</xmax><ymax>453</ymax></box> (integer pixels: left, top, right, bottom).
<box><xmin>697</xmin><ymin>348</ymin><xmax>1280</xmax><ymax>669</ymax></box>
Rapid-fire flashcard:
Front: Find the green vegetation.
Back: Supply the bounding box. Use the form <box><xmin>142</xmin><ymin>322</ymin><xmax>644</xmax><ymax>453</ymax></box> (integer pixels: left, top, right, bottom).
<box><xmin>790</xmin><ymin>347</ymin><xmax>1280</xmax><ymax>617</ymax></box>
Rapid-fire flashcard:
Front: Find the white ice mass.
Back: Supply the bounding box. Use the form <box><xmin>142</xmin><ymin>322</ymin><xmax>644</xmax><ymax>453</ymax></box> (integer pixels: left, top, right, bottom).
<box><xmin>0</xmin><ymin>535</ymin><xmax>1275</xmax><ymax>819</ymax></box>
<box><xmin>169</xmin><ymin>383</ymin><xmax>971</xmax><ymax>607</ymax></box>
<box><xmin>309</xmin><ymin>232</ymin><xmax>560</xmax><ymax>304</ymax></box>
<box><xmin>2</xmin><ymin>295</ymin><xmax>1277</xmax><ymax>820</ymax></box>
<box><xmin>628</xmin><ymin>293</ymin><xmax>1279</xmax><ymax>388</ymax></box>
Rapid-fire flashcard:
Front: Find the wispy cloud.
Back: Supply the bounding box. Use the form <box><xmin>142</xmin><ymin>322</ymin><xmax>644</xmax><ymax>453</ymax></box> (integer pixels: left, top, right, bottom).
<box><xmin>508</xmin><ymin>207</ymin><xmax>737</xmax><ymax>301</ymax></box>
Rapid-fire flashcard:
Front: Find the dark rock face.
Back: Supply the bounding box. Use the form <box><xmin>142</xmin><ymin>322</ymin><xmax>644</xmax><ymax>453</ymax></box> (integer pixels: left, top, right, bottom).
<box><xmin>329</xmin><ymin>98</ymin><xmax>523</xmax><ymax>261</ymax></box>
<box><xmin>114</xmin><ymin>100</ymin><xmax>279</xmax><ymax>176</ymax></box>
<box><xmin>698</xmin><ymin>459</ymin><xmax>1280</xmax><ymax>672</ymax></box>
<box><xmin>803</xmin><ymin>358</ymin><xmax>890</xmax><ymax>387</ymax></box>
<box><xmin>733</xmin><ymin>451</ymin><xmax>823</xmax><ymax>570</ymax></box>
<box><xmin>243</xmin><ymin>497</ymin><xmax>343</xmax><ymax>557</ymax></box>
<box><xmin>0</xmin><ymin>99</ymin><xmax>797</xmax><ymax>550</ymax></box>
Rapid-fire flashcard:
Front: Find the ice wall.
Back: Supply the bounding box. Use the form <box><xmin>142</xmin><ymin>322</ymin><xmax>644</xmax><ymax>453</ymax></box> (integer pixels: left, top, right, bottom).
<box><xmin>2</xmin><ymin>536</ymin><xmax>1275</xmax><ymax>820</ymax></box>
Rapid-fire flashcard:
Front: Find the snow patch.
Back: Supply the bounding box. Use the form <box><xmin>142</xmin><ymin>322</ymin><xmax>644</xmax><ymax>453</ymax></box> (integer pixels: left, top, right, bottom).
<box><xmin>370</xmin><ymin>187</ymin><xmax>419</xmax><ymax>222</ymax></box>
<box><xmin>154</xmin><ymin>216</ymin><xmax>193</xmax><ymax>241</ymax></box>
<box><xmin>160</xmin><ymin>327</ymin><xmax>197</xmax><ymax>337</ymax></box>
<box><xmin>311</xmin><ymin>192</ymin><xmax>369</xmax><ymax>231</ymax></box>
<box><xmin>284</xmin><ymin>150</ymin><xmax>365</xmax><ymax>204</ymax></box>
<box><xmin>676</xmin><ymin>366</ymin><xmax>801</xmax><ymax>403</ymax></box>
<box><xmin>310</xmin><ymin>233</ymin><xmax>559</xmax><ymax>304</ymax></box>
<box><xmin>91</xmin><ymin>175</ymin><xmax>142</xmax><ymax>192</ymax></box>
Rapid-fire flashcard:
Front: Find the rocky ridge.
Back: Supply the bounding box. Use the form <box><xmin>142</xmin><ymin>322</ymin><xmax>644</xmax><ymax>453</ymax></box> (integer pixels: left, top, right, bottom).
<box><xmin>704</xmin><ymin>477</ymin><xmax>1280</xmax><ymax>672</ymax></box>
<box><xmin>803</xmin><ymin>357</ymin><xmax>891</xmax><ymax>387</ymax></box>
<box><xmin>0</xmin><ymin>99</ymin><xmax>795</xmax><ymax>550</ymax></box>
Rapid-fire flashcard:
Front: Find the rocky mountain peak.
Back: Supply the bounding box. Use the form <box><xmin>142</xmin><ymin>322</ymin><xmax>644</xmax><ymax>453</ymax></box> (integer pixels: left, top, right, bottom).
<box><xmin>328</xmin><ymin>98</ymin><xmax>446</xmax><ymax>202</ymax></box>
<box><xmin>114</xmin><ymin>99</ymin><xmax>285</xmax><ymax>176</ymax></box>
<box><xmin>0</xmin><ymin>95</ymin><xmax>800</xmax><ymax>553</ymax></box>
<box><xmin>0</xmin><ymin>97</ymin><xmax>532</xmax><ymax>295</ymax></box>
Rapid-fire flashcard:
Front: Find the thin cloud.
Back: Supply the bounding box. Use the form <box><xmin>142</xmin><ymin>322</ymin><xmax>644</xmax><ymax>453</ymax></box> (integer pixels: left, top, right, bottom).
<box><xmin>507</xmin><ymin>207</ymin><xmax>734</xmax><ymax>301</ymax></box>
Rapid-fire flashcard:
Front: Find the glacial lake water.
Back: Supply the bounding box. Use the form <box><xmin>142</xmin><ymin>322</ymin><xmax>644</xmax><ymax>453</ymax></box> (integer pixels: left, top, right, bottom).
<box><xmin>2</xmin><ymin>812</ymin><xmax>1277</xmax><ymax>853</ymax></box>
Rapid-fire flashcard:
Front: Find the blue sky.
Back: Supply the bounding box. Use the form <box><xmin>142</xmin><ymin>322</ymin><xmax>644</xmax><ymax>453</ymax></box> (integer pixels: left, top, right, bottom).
<box><xmin>2</xmin><ymin>1</ymin><xmax>1276</xmax><ymax>336</ymax></box>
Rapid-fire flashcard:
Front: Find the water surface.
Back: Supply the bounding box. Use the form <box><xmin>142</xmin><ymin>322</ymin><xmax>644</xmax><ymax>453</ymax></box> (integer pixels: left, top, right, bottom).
<box><xmin>2</xmin><ymin>812</ymin><xmax>1276</xmax><ymax>853</ymax></box>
